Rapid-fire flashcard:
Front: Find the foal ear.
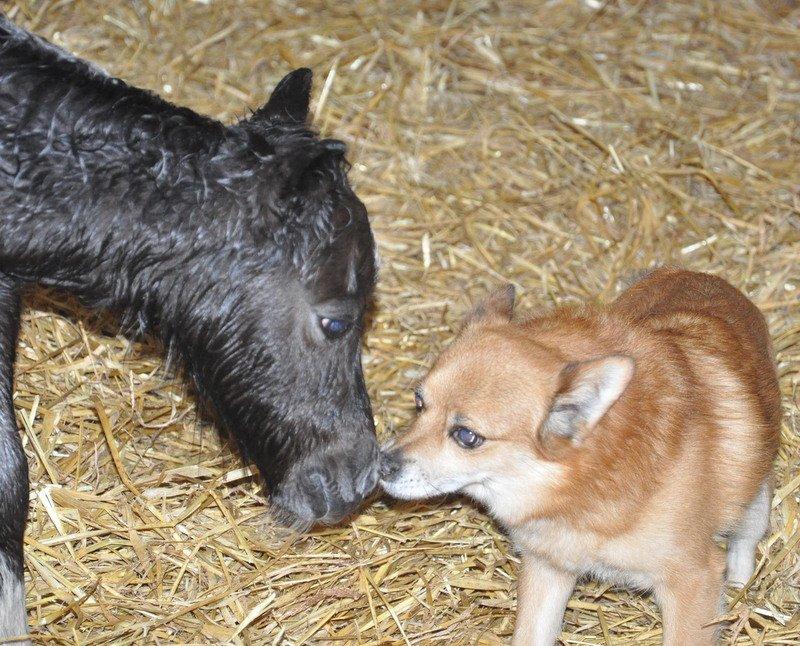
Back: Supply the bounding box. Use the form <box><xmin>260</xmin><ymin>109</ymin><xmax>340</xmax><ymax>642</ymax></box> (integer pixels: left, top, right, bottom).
<box><xmin>541</xmin><ymin>355</ymin><xmax>634</xmax><ymax>443</ymax></box>
<box><xmin>251</xmin><ymin>68</ymin><xmax>313</xmax><ymax>125</ymax></box>
<box><xmin>275</xmin><ymin>138</ymin><xmax>348</xmax><ymax>198</ymax></box>
<box><xmin>462</xmin><ymin>284</ymin><xmax>515</xmax><ymax>330</ymax></box>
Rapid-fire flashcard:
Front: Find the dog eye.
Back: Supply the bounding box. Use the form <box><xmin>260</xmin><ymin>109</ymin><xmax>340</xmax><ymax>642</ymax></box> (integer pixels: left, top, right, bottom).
<box><xmin>320</xmin><ymin>317</ymin><xmax>351</xmax><ymax>339</ymax></box>
<box><xmin>414</xmin><ymin>388</ymin><xmax>425</xmax><ymax>412</ymax></box>
<box><xmin>451</xmin><ymin>426</ymin><xmax>484</xmax><ymax>449</ymax></box>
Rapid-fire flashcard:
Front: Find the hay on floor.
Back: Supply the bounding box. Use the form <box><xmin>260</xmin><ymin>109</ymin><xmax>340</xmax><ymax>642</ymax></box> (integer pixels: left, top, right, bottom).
<box><xmin>4</xmin><ymin>0</ymin><xmax>800</xmax><ymax>643</ymax></box>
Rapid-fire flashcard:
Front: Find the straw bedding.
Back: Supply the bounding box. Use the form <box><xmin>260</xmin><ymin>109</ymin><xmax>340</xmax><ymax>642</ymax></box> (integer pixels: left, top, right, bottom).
<box><xmin>4</xmin><ymin>0</ymin><xmax>799</xmax><ymax>643</ymax></box>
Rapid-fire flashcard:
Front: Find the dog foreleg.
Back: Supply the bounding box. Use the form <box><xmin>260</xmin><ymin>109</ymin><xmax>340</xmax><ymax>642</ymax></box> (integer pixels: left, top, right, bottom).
<box><xmin>512</xmin><ymin>553</ymin><xmax>576</xmax><ymax>646</ymax></box>
<box><xmin>655</xmin><ymin>548</ymin><xmax>726</xmax><ymax>646</ymax></box>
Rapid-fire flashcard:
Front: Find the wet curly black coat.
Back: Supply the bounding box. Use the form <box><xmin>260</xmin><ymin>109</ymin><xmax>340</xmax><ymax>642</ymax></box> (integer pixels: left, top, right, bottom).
<box><xmin>0</xmin><ymin>16</ymin><xmax>378</xmax><ymax>638</ymax></box>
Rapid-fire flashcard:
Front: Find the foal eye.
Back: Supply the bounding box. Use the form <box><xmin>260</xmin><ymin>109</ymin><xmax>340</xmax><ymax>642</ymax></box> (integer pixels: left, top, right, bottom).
<box><xmin>451</xmin><ymin>426</ymin><xmax>484</xmax><ymax>449</ymax></box>
<box><xmin>319</xmin><ymin>317</ymin><xmax>351</xmax><ymax>339</ymax></box>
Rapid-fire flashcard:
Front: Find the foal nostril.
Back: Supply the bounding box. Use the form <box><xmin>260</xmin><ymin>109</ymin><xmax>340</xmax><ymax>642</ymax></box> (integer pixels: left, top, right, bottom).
<box><xmin>356</xmin><ymin>462</ymin><xmax>379</xmax><ymax>495</ymax></box>
<box><xmin>379</xmin><ymin>450</ymin><xmax>402</xmax><ymax>481</ymax></box>
<box><xmin>306</xmin><ymin>470</ymin><xmax>339</xmax><ymax>518</ymax></box>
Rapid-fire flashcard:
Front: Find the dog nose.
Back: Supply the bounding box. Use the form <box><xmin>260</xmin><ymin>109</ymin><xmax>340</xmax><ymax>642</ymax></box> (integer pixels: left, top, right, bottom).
<box><xmin>379</xmin><ymin>449</ymin><xmax>402</xmax><ymax>481</ymax></box>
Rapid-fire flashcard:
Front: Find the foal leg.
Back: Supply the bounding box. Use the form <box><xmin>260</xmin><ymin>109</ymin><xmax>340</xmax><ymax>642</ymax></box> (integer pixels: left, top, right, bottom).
<box><xmin>0</xmin><ymin>275</ymin><xmax>29</xmax><ymax>642</ymax></box>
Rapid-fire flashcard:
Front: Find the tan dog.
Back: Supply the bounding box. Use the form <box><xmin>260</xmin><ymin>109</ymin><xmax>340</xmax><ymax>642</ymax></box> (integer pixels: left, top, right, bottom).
<box><xmin>380</xmin><ymin>268</ymin><xmax>781</xmax><ymax>645</ymax></box>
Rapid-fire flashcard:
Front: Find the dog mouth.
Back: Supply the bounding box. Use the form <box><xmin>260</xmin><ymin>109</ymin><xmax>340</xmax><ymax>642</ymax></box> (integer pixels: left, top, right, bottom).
<box><xmin>378</xmin><ymin>450</ymin><xmax>488</xmax><ymax>501</ymax></box>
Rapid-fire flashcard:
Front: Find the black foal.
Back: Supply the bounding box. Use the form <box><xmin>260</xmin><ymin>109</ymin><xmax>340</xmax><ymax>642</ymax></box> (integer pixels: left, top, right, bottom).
<box><xmin>0</xmin><ymin>17</ymin><xmax>378</xmax><ymax>639</ymax></box>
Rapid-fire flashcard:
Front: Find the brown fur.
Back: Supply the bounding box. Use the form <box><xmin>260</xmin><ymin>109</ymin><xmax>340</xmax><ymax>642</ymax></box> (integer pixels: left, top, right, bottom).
<box><xmin>380</xmin><ymin>268</ymin><xmax>781</xmax><ymax>645</ymax></box>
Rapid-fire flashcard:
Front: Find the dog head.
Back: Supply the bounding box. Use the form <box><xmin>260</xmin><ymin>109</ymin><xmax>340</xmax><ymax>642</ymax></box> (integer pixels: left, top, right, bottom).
<box><xmin>380</xmin><ymin>286</ymin><xmax>634</xmax><ymax>525</ymax></box>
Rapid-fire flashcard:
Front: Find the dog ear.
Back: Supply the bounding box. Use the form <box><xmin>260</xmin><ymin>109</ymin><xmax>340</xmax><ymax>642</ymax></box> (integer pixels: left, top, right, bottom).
<box><xmin>461</xmin><ymin>284</ymin><xmax>515</xmax><ymax>330</ymax></box>
<box><xmin>541</xmin><ymin>355</ymin><xmax>633</xmax><ymax>444</ymax></box>
<box><xmin>251</xmin><ymin>68</ymin><xmax>313</xmax><ymax>125</ymax></box>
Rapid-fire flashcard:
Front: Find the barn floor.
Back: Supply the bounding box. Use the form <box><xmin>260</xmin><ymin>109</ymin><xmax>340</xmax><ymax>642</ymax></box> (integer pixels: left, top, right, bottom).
<box><xmin>6</xmin><ymin>0</ymin><xmax>800</xmax><ymax>644</ymax></box>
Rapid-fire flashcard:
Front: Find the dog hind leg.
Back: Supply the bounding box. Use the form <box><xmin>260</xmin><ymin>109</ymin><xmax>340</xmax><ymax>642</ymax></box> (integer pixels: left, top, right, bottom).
<box><xmin>726</xmin><ymin>476</ymin><xmax>772</xmax><ymax>588</ymax></box>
